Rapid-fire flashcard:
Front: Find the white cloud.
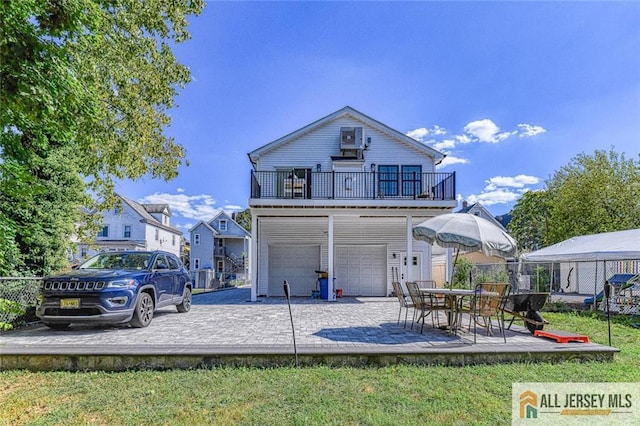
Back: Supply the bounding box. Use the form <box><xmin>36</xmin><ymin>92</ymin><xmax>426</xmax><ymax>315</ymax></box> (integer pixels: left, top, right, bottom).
<box><xmin>138</xmin><ymin>192</ymin><xmax>221</xmax><ymax>222</ymax></box>
<box><xmin>466</xmin><ymin>189</ymin><xmax>521</xmax><ymax>206</ymax></box>
<box><xmin>463</xmin><ymin>119</ymin><xmax>503</xmax><ymax>143</ymax></box>
<box><xmin>177</xmin><ymin>188</ymin><xmax>185</xmax><ymax>193</ymax></box>
<box><xmin>436</xmin><ymin>155</ymin><xmax>469</xmax><ymax>169</ymax></box>
<box><xmin>463</xmin><ymin>119</ymin><xmax>539</xmax><ymax>143</ymax></box>
<box><xmin>432</xmin><ymin>139</ymin><xmax>456</xmax><ymax>151</ymax></box>
<box><xmin>517</xmin><ymin>123</ymin><xmax>546</xmax><ymax>138</ymax></box>
<box><xmin>406</xmin><ymin>125</ymin><xmax>447</xmax><ymax>142</ymax></box>
<box><xmin>432</xmin><ymin>125</ymin><xmax>447</xmax><ymax>136</ymax></box>
<box><xmin>455</xmin><ymin>134</ymin><xmax>471</xmax><ymax>144</ymax></box>
<box><xmin>463</xmin><ymin>174</ymin><xmax>542</xmax><ymax>207</ymax></box>
<box><xmin>406</xmin><ymin>127</ymin><xmax>429</xmax><ymax>141</ymax></box>
<box><xmin>485</xmin><ymin>175</ymin><xmax>540</xmax><ymax>190</ymax></box>
<box><xmin>223</xmin><ymin>204</ymin><xmax>244</xmax><ymax>211</ymax></box>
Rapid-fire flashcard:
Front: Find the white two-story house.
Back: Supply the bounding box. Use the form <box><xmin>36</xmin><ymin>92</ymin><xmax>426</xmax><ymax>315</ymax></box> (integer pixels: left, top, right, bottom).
<box><xmin>247</xmin><ymin>106</ymin><xmax>457</xmax><ymax>301</ymax></box>
<box><xmin>73</xmin><ymin>194</ymin><xmax>183</xmax><ymax>262</ymax></box>
<box><xmin>189</xmin><ymin>211</ymin><xmax>251</xmax><ymax>286</ymax></box>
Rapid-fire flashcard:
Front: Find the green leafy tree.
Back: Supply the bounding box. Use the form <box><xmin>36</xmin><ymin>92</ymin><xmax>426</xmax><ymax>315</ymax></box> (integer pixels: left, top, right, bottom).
<box><xmin>452</xmin><ymin>257</ymin><xmax>474</xmax><ymax>289</ymax></box>
<box><xmin>235</xmin><ymin>208</ymin><xmax>252</xmax><ymax>232</ymax></box>
<box><xmin>507</xmin><ymin>190</ymin><xmax>551</xmax><ymax>252</ymax></box>
<box><xmin>545</xmin><ymin>149</ymin><xmax>640</xmax><ymax>244</ymax></box>
<box><xmin>0</xmin><ymin>0</ymin><xmax>204</xmax><ymax>275</ymax></box>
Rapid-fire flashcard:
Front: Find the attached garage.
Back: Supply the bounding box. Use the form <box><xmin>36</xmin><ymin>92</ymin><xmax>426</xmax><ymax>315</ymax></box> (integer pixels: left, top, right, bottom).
<box><xmin>335</xmin><ymin>245</ymin><xmax>387</xmax><ymax>296</ymax></box>
<box><xmin>268</xmin><ymin>245</ymin><xmax>320</xmax><ymax>296</ymax></box>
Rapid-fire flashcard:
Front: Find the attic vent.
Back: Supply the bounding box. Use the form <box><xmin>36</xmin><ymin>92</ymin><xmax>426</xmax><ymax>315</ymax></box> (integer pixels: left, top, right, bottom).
<box><xmin>340</xmin><ymin>127</ymin><xmax>364</xmax><ymax>151</ymax></box>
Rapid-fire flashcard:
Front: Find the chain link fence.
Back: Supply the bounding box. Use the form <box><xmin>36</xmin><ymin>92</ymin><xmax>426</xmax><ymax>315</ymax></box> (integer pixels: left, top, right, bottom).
<box><xmin>191</xmin><ymin>269</ymin><xmax>249</xmax><ymax>294</ymax></box>
<box><xmin>520</xmin><ymin>259</ymin><xmax>640</xmax><ymax>294</ymax></box>
<box><xmin>0</xmin><ymin>277</ymin><xmax>42</xmax><ymax>329</ymax></box>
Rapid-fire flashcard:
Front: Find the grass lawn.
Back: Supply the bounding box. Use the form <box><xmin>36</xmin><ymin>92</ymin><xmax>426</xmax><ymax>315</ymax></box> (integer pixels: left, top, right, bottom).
<box><xmin>1</xmin><ymin>311</ymin><xmax>639</xmax><ymax>425</ymax></box>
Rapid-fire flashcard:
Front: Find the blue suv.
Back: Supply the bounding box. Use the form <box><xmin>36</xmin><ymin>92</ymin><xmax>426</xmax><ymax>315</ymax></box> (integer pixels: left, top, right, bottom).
<box><xmin>37</xmin><ymin>251</ymin><xmax>192</xmax><ymax>329</ymax></box>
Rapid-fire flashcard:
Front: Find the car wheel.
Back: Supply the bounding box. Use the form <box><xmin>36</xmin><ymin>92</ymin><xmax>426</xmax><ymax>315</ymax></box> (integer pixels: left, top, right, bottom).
<box><xmin>176</xmin><ymin>287</ymin><xmax>192</xmax><ymax>313</ymax></box>
<box><xmin>130</xmin><ymin>292</ymin><xmax>154</xmax><ymax>328</ymax></box>
<box><xmin>44</xmin><ymin>322</ymin><xmax>70</xmax><ymax>330</ymax></box>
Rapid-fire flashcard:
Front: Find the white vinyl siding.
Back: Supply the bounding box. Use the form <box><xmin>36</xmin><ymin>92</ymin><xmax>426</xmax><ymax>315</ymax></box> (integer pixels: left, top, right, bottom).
<box><xmin>255</xmin><ymin>117</ymin><xmax>436</xmax><ymax>174</ymax></box>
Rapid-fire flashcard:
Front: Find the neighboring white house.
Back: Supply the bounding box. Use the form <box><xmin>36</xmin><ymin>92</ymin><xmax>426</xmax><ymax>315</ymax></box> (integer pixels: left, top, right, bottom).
<box><xmin>189</xmin><ymin>211</ymin><xmax>251</xmax><ymax>287</ymax></box>
<box><xmin>247</xmin><ymin>106</ymin><xmax>457</xmax><ymax>301</ymax></box>
<box><xmin>73</xmin><ymin>194</ymin><xmax>183</xmax><ymax>262</ymax></box>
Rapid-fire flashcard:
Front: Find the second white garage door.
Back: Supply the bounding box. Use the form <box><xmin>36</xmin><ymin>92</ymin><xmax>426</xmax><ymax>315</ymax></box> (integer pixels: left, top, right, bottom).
<box><xmin>335</xmin><ymin>245</ymin><xmax>386</xmax><ymax>296</ymax></box>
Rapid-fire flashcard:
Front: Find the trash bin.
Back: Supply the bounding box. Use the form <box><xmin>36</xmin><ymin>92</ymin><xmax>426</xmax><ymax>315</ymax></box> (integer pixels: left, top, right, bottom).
<box><xmin>319</xmin><ymin>278</ymin><xmax>329</xmax><ymax>300</ymax></box>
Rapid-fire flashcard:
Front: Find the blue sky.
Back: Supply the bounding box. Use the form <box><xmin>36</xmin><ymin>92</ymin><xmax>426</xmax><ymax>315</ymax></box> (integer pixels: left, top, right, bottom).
<box><xmin>116</xmin><ymin>1</ymin><xmax>640</xmax><ymax>234</ymax></box>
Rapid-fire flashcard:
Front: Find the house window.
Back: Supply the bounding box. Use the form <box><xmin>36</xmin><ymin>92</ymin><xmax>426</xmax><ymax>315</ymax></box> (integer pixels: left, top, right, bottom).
<box><xmin>194</xmin><ymin>233</ymin><xmax>200</xmax><ymax>246</ymax></box>
<box><xmin>194</xmin><ymin>258</ymin><xmax>200</xmax><ymax>269</ymax></box>
<box><xmin>219</xmin><ymin>219</ymin><xmax>227</xmax><ymax>231</ymax></box>
<box><xmin>123</xmin><ymin>225</ymin><xmax>131</xmax><ymax>238</ymax></box>
<box><xmin>155</xmin><ymin>229</ymin><xmax>159</xmax><ymax>241</ymax></box>
<box><xmin>81</xmin><ymin>247</ymin><xmax>87</xmax><ymax>258</ymax></box>
<box><xmin>402</xmin><ymin>165</ymin><xmax>422</xmax><ymax>196</ymax></box>
<box><xmin>172</xmin><ymin>235</ymin><xmax>176</xmax><ymax>246</ymax></box>
<box><xmin>98</xmin><ymin>226</ymin><xmax>109</xmax><ymax>238</ymax></box>
<box><xmin>378</xmin><ymin>165</ymin><xmax>399</xmax><ymax>196</ymax></box>
<box><xmin>217</xmin><ymin>239</ymin><xmax>224</xmax><ymax>247</ymax></box>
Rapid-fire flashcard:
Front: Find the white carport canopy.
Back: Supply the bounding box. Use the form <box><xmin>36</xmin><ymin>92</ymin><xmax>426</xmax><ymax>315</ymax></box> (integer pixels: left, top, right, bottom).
<box><xmin>520</xmin><ymin>229</ymin><xmax>640</xmax><ymax>262</ymax></box>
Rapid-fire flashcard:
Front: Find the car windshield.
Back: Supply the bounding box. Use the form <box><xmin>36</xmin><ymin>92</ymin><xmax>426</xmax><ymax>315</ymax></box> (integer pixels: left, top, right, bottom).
<box><xmin>79</xmin><ymin>253</ymin><xmax>153</xmax><ymax>270</ymax></box>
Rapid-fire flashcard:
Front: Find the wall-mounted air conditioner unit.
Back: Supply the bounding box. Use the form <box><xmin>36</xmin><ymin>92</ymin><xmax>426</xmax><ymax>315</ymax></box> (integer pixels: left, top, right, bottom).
<box><xmin>340</xmin><ymin>127</ymin><xmax>364</xmax><ymax>151</ymax></box>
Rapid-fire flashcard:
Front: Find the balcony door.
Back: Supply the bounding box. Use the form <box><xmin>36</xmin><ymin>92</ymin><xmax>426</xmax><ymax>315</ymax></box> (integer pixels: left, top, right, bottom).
<box><xmin>278</xmin><ymin>168</ymin><xmax>311</xmax><ymax>198</ymax></box>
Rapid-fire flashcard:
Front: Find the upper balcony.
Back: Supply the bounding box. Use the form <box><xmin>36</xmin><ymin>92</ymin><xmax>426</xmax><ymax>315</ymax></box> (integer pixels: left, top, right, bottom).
<box><xmin>250</xmin><ymin>170</ymin><xmax>456</xmax><ymax>207</ymax></box>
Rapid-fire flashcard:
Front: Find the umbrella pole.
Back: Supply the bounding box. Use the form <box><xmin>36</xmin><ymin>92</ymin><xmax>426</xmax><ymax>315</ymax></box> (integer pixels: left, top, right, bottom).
<box><xmin>451</xmin><ymin>248</ymin><xmax>460</xmax><ymax>289</ymax></box>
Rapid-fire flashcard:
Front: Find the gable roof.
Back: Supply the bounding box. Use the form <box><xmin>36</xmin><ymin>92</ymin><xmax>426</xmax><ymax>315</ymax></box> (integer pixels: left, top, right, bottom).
<box><xmin>188</xmin><ymin>220</ymin><xmax>218</xmax><ymax>235</ymax></box>
<box><xmin>208</xmin><ymin>211</ymin><xmax>250</xmax><ymax>235</ymax></box>
<box><xmin>247</xmin><ymin>106</ymin><xmax>446</xmax><ymax>166</ymax></box>
<box><xmin>118</xmin><ymin>195</ymin><xmax>182</xmax><ymax>235</ymax></box>
<box><xmin>456</xmin><ymin>202</ymin><xmax>506</xmax><ymax>231</ymax></box>
<box><xmin>143</xmin><ymin>203</ymin><xmax>172</xmax><ymax>216</ymax></box>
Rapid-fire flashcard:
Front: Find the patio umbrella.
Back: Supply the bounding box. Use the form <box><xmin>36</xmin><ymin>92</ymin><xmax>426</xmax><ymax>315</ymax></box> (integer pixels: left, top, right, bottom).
<box><xmin>412</xmin><ymin>213</ymin><xmax>517</xmax><ymax>260</ymax></box>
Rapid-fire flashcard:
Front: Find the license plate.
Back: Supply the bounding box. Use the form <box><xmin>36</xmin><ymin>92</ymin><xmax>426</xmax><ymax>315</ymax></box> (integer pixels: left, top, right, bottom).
<box><xmin>60</xmin><ymin>298</ymin><xmax>80</xmax><ymax>309</ymax></box>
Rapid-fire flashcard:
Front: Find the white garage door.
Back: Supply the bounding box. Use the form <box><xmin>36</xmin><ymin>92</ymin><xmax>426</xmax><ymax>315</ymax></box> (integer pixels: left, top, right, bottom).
<box><xmin>269</xmin><ymin>245</ymin><xmax>320</xmax><ymax>296</ymax></box>
<box><xmin>335</xmin><ymin>245</ymin><xmax>386</xmax><ymax>296</ymax></box>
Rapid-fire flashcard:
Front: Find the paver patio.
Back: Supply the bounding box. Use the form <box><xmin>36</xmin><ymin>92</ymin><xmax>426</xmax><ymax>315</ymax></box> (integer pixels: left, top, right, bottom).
<box><xmin>0</xmin><ymin>286</ymin><xmax>617</xmax><ymax>370</ymax></box>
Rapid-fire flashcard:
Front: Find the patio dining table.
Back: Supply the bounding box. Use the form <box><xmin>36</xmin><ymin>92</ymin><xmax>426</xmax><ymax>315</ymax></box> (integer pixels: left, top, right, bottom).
<box><xmin>419</xmin><ymin>288</ymin><xmax>496</xmax><ymax>335</ymax></box>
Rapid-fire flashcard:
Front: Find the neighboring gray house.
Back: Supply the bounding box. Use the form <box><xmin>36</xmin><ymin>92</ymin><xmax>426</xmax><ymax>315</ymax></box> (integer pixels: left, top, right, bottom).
<box><xmin>73</xmin><ymin>194</ymin><xmax>183</xmax><ymax>262</ymax></box>
<box><xmin>247</xmin><ymin>106</ymin><xmax>457</xmax><ymax>300</ymax></box>
<box><xmin>189</xmin><ymin>211</ymin><xmax>251</xmax><ymax>287</ymax></box>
